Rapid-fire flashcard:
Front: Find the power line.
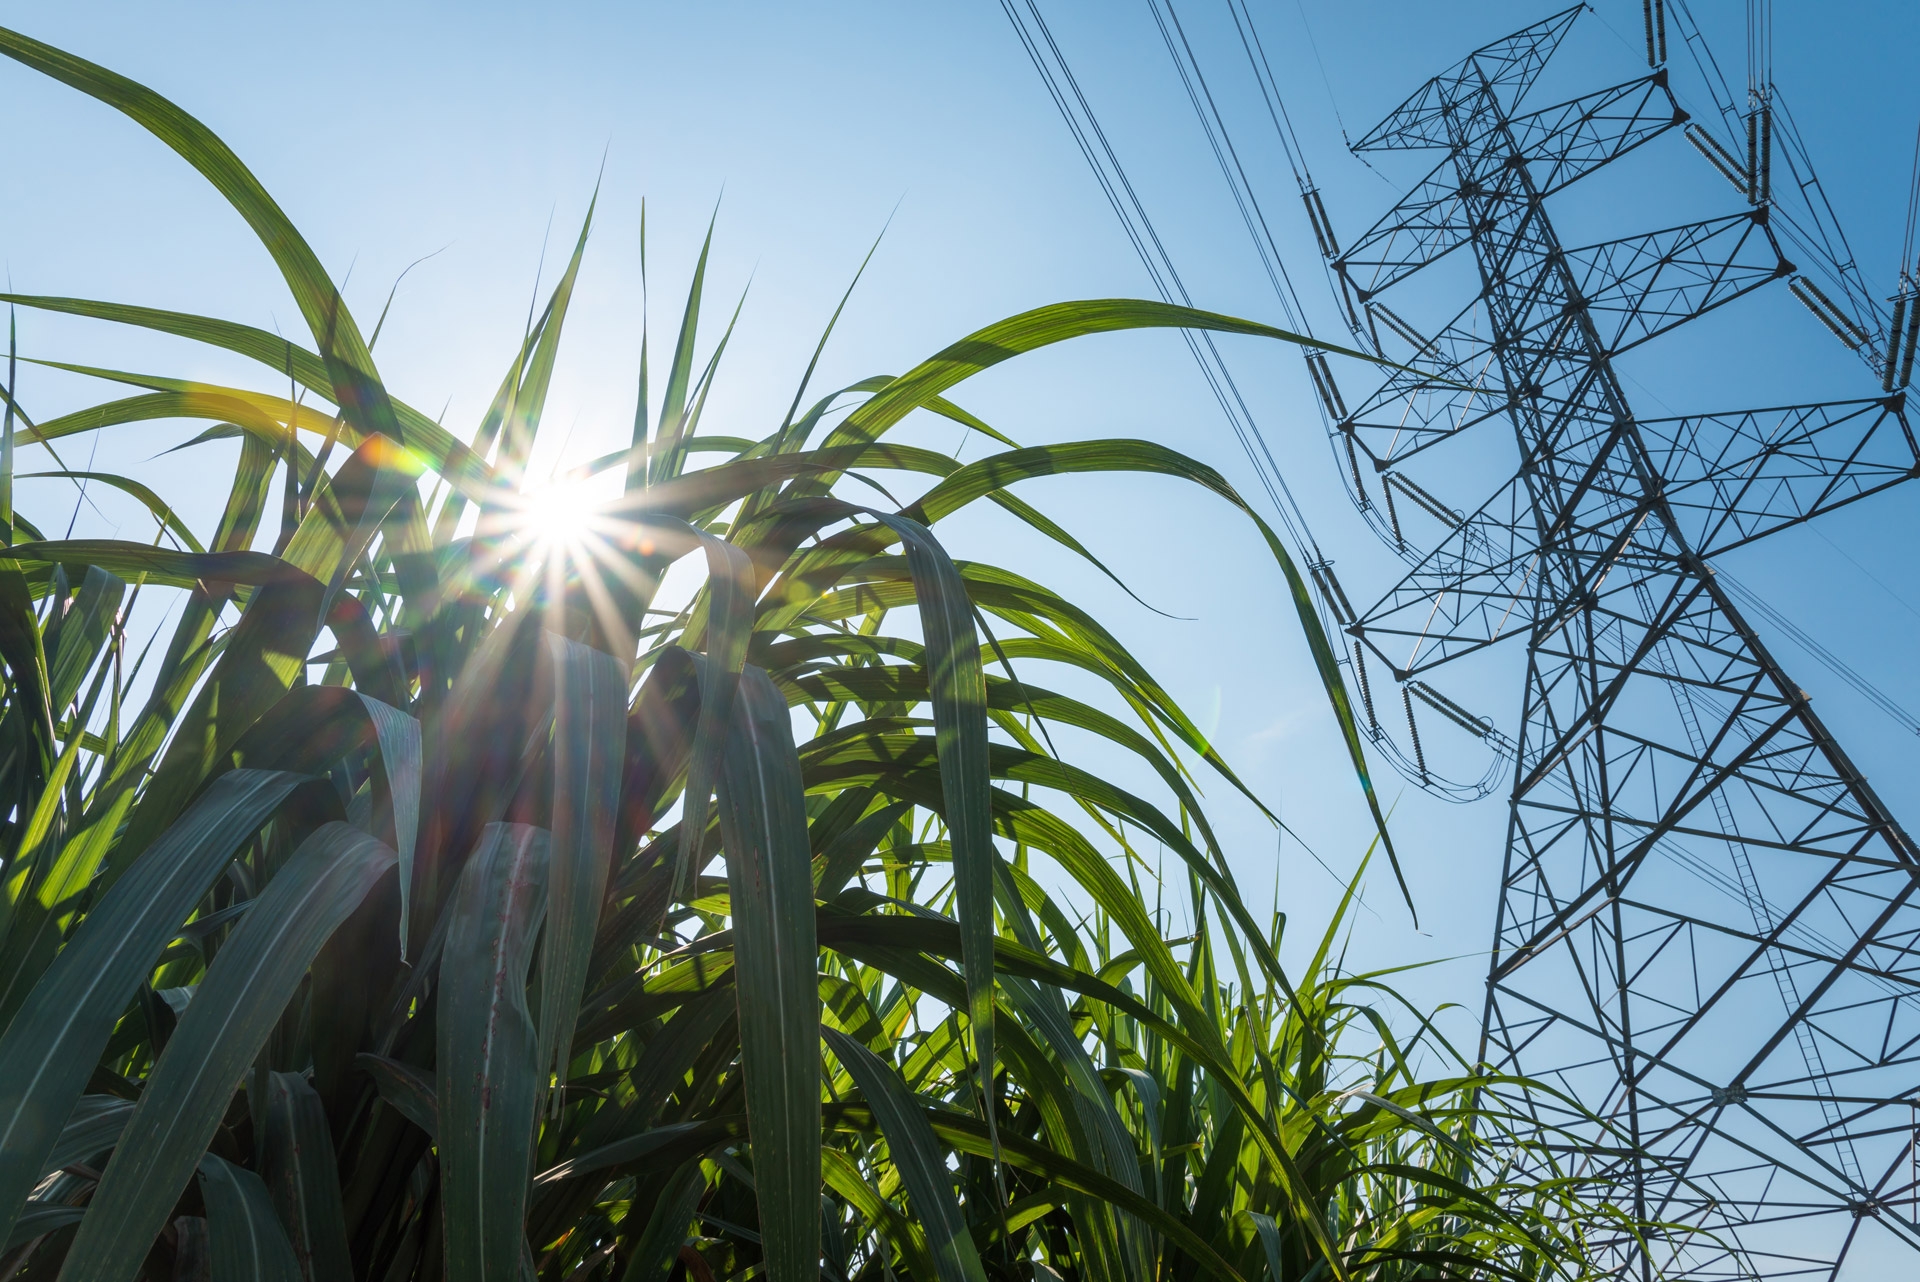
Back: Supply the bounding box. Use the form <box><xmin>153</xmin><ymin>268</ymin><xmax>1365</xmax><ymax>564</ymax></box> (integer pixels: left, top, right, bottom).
<box><xmin>1717</xmin><ymin>566</ymin><xmax>1920</xmax><ymax>736</ymax></box>
<box><xmin>998</xmin><ymin>0</ymin><xmax>1335</xmax><ymax>587</ymax></box>
<box><xmin>1901</xmin><ymin>116</ymin><xmax>1920</xmax><ymax>285</ymax></box>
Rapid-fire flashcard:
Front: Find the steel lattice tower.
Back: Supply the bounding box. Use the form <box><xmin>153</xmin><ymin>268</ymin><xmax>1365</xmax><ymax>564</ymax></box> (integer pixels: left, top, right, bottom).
<box><xmin>1308</xmin><ymin>6</ymin><xmax>1920</xmax><ymax>1278</ymax></box>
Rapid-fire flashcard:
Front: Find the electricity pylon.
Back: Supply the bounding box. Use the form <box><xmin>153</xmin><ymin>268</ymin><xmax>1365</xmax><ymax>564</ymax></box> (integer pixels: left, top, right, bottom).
<box><xmin>1311</xmin><ymin>6</ymin><xmax>1920</xmax><ymax>1277</ymax></box>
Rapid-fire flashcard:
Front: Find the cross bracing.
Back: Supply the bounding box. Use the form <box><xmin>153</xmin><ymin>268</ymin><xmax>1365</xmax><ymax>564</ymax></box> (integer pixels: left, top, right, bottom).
<box><xmin>1316</xmin><ymin>6</ymin><xmax>1920</xmax><ymax>1278</ymax></box>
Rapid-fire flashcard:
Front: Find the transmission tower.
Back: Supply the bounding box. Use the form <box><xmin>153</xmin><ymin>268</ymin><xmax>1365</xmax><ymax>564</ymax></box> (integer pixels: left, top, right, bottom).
<box><xmin>1308</xmin><ymin>5</ymin><xmax>1920</xmax><ymax>1277</ymax></box>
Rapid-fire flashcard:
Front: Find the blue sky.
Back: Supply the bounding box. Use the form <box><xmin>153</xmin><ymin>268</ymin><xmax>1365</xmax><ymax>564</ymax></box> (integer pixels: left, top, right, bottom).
<box><xmin>3</xmin><ymin>0</ymin><xmax>1919</xmax><ymax>1045</ymax></box>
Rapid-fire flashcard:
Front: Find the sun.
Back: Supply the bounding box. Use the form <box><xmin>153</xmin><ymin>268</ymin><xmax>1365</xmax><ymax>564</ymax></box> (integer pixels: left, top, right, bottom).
<box><xmin>517</xmin><ymin>477</ymin><xmax>597</xmax><ymax>547</ymax></box>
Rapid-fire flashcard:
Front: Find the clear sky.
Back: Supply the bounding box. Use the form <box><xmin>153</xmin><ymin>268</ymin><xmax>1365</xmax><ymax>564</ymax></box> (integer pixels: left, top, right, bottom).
<box><xmin>4</xmin><ymin>0</ymin><xmax>1919</xmax><ymax>1080</ymax></box>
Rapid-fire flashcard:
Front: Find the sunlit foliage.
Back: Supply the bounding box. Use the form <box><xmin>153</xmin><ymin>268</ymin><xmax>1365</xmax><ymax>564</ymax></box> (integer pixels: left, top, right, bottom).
<box><xmin>0</xmin><ymin>26</ymin><xmax>1649</xmax><ymax>1282</ymax></box>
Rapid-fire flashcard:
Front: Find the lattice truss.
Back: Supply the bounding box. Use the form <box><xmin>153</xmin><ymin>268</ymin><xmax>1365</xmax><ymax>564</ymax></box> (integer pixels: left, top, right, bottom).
<box><xmin>1310</xmin><ymin>6</ymin><xmax>1920</xmax><ymax>1278</ymax></box>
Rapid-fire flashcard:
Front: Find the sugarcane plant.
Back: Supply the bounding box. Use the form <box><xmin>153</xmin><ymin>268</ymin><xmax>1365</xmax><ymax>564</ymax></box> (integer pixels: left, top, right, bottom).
<box><xmin>0</xmin><ymin>24</ymin><xmax>1657</xmax><ymax>1282</ymax></box>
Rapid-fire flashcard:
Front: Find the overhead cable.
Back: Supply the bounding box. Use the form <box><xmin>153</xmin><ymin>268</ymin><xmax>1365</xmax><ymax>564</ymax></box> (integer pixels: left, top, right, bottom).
<box><xmin>1718</xmin><ymin>567</ymin><xmax>1920</xmax><ymax>736</ymax></box>
<box><xmin>999</xmin><ymin>0</ymin><xmax>1334</xmax><ymax>587</ymax></box>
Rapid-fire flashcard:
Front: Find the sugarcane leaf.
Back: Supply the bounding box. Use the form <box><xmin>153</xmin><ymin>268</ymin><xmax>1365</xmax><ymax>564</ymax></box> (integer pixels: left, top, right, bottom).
<box><xmin>19</xmin><ymin>470</ymin><xmax>203</xmax><ymax>551</ymax></box>
<box><xmin>674</xmin><ymin>535</ymin><xmax>753</xmax><ymax>896</ymax></box>
<box><xmin>1000</xmin><ymin>976</ymin><xmax>1153</xmax><ymax>1281</ymax></box>
<box><xmin>0</xmin><ymin>26</ymin><xmax>404</xmax><ymax>446</ymax></box>
<box><xmin>615</xmin><ymin>1160</ymin><xmax>706</xmax><ymax>1282</ymax></box>
<box><xmin>0</xmin><ymin>768</ymin><xmax>307</xmax><ymax>1249</ymax></box>
<box><xmin>649</xmin><ymin>209</ymin><xmax>715</xmax><ymax>484</ymax></box>
<box><xmin>358</xmin><ymin>695</ymin><xmax>422</xmax><ymax>951</ymax></box>
<box><xmin>278</xmin><ymin>434</ymin><xmax>419</xmax><ymax>624</ymax></box>
<box><xmin>832</xmin><ymin>1103</ymin><xmax>1252</xmax><ymax>1282</ymax></box>
<box><xmin>0</xmin><ymin>562</ymin><xmax>53</xmax><ymax>775</ymax></box>
<box><xmin>43</xmin><ymin>565</ymin><xmax>123</xmax><ymax>719</ymax></box>
<box><xmin>355</xmin><ymin>1053</ymin><xmax>437</xmax><ymax>1139</ymax></box>
<box><xmin>537</xmin><ymin>632</ymin><xmax>628</xmax><ymax>1099</ymax></box>
<box><xmin>824</xmin><ymin>1028</ymin><xmax>987</xmax><ymax>1282</ymax></box>
<box><xmin>224</xmin><ymin>688</ymin><xmax>420</xmax><ymax>874</ymax></box>
<box><xmin>535</xmin><ymin>1119</ymin><xmax>737</xmax><ymax>1189</ymax></box>
<box><xmin>4</xmin><ymin>1202</ymin><xmax>84</xmax><ymax>1252</ymax></box>
<box><xmin>0</xmin><ymin>293</ymin><xmax>481</xmax><ymax>484</ymax></box>
<box><xmin>109</xmin><ymin>576</ymin><xmax>327</xmax><ymax>884</ymax></box>
<box><xmin>826</xmin><ymin>298</ymin><xmax>1386</xmax><ymax>453</ymax></box>
<box><xmin>861</xmin><ymin>514</ymin><xmax>997</xmax><ymax>1128</ymax></box>
<box><xmin>814</xmin><ymin>800</ymin><xmax>912</xmax><ymax>898</ymax></box>
<box><xmin>819</xmin><ymin>1146</ymin><xmax>944</xmax><ymax>1282</ymax></box>
<box><xmin>197</xmin><ymin>1153</ymin><xmax>303</xmax><ymax>1282</ymax></box>
<box><xmin>714</xmin><ymin>665</ymin><xmax>819</xmax><ymax>1282</ymax></box>
<box><xmin>495</xmin><ymin>193</ymin><xmax>594</xmax><ymax>482</ymax></box>
<box><xmin>1</xmin><ymin>540</ymin><xmax>306</xmax><ymax>592</ymax></box>
<box><xmin>58</xmin><ymin>822</ymin><xmax>395</xmax><ymax>1282</ymax></box>
<box><xmin>412</xmin><ymin>611</ymin><xmax>546</xmax><ymax>945</ymax></box>
<box><xmin>38</xmin><ymin>1095</ymin><xmax>132</xmax><ymax>1178</ymax></box>
<box><xmin>257</xmin><ymin>1071</ymin><xmax>352</xmax><ymax>1282</ymax></box>
<box><xmin>437</xmin><ymin>823</ymin><xmax>550</xmax><ymax>1282</ymax></box>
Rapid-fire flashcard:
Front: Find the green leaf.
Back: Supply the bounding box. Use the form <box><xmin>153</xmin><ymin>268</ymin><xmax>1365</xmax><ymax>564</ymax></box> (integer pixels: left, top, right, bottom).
<box><xmin>537</xmin><ymin>632</ymin><xmax>629</xmax><ymax>1101</ymax></box>
<box><xmin>18</xmin><ymin>470</ymin><xmax>203</xmax><ymax>551</ymax></box>
<box><xmin>257</xmin><ymin>1072</ymin><xmax>352</xmax><ymax>1282</ymax></box>
<box><xmin>58</xmin><ymin>821</ymin><xmax>395</xmax><ymax>1282</ymax></box>
<box><xmin>714</xmin><ymin>665</ymin><xmax>819</xmax><ymax>1282</ymax></box>
<box><xmin>197</xmin><ymin>1153</ymin><xmax>303</xmax><ymax>1282</ymax></box>
<box><xmin>4</xmin><ymin>1202</ymin><xmax>83</xmax><ymax>1252</ymax></box>
<box><xmin>824</xmin><ymin>1028</ymin><xmax>988</xmax><ymax>1282</ymax></box>
<box><xmin>1</xmin><ymin>310</ymin><xmax>13</xmax><ymax>544</ymax></box>
<box><xmin>358</xmin><ymin>695</ymin><xmax>422</xmax><ymax>955</ymax></box>
<box><xmin>825</xmin><ymin>298</ymin><xmax>1384</xmax><ymax>452</ymax></box>
<box><xmin>863</xmin><ymin>514</ymin><xmax>996</xmax><ymax>1126</ymax></box>
<box><xmin>494</xmin><ymin>193</ymin><xmax>595</xmax><ymax>483</ymax></box>
<box><xmin>0</xmin><ymin>768</ymin><xmax>307</xmax><ymax>1249</ymax></box>
<box><xmin>838</xmin><ymin>1103</ymin><xmax>1253</xmax><ymax>1282</ymax></box>
<box><xmin>649</xmin><ymin>208</ymin><xmax>716</xmax><ymax>483</ymax></box>
<box><xmin>278</xmin><ymin>433</ymin><xmax>420</xmax><ymax>623</ymax></box>
<box><xmin>38</xmin><ymin>1095</ymin><xmax>132</xmax><ymax>1178</ymax></box>
<box><xmin>535</xmin><ymin>1119</ymin><xmax>736</xmax><ymax>1189</ymax></box>
<box><xmin>43</xmin><ymin>564</ymin><xmax>123</xmax><ymax>719</ymax></box>
<box><xmin>0</xmin><ymin>293</ymin><xmax>482</xmax><ymax>485</ymax></box>
<box><xmin>0</xmin><ymin>27</ymin><xmax>403</xmax><ymax>447</ymax></box>
<box><xmin>615</xmin><ymin>1160</ymin><xmax>705</xmax><ymax>1282</ymax></box>
<box><xmin>355</xmin><ymin>1052</ymin><xmax>437</xmax><ymax>1139</ymax></box>
<box><xmin>922</xmin><ymin>438</ymin><xmax>1396</xmax><ymax>904</ymax></box>
<box><xmin>674</xmin><ymin>535</ymin><xmax>753</xmax><ymax>896</ymax></box>
<box><xmin>0</xmin><ymin>561</ymin><xmax>53</xmax><ymax>780</ymax></box>
<box><xmin>437</xmin><ymin>823</ymin><xmax>550</xmax><ymax>1282</ymax></box>
<box><xmin>1000</xmin><ymin>976</ymin><xmax>1152</xmax><ymax>1282</ymax></box>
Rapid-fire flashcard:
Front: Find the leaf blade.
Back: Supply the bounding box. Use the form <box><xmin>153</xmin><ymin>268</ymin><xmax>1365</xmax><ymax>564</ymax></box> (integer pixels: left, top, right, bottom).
<box><xmin>258</xmin><ymin>1071</ymin><xmax>353</xmax><ymax>1282</ymax></box>
<box><xmin>715</xmin><ymin>666</ymin><xmax>819</xmax><ymax>1282</ymax></box>
<box><xmin>537</xmin><ymin>633</ymin><xmax>629</xmax><ymax>1102</ymax></box>
<box><xmin>824</xmin><ymin>1028</ymin><xmax>987</xmax><ymax>1282</ymax></box>
<box><xmin>0</xmin><ymin>769</ymin><xmax>306</xmax><ymax>1248</ymax></box>
<box><xmin>57</xmin><ymin>822</ymin><xmax>396</xmax><ymax>1282</ymax></box>
<box><xmin>437</xmin><ymin>823</ymin><xmax>550</xmax><ymax>1282</ymax></box>
<box><xmin>197</xmin><ymin>1153</ymin><xmax>303</xmax><ymax>1282</ymax></box>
